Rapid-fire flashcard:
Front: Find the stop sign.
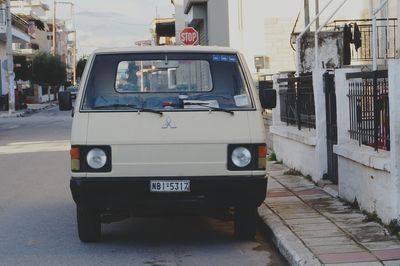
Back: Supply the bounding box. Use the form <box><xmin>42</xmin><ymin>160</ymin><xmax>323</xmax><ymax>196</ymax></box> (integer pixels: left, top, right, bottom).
<box><xmin>180</xmin><ymin>27</ymin><xmax>199</xmax><ymax>45</ymax></box>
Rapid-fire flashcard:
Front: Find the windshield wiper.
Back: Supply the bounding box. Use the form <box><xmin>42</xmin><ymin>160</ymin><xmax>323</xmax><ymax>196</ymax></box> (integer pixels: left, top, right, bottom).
<box><xmin>93</xmin><ymin>104</ymin><xmax>163</xmax><ymax>115</ymax></box>
<box><xmin>183</xmin><ymin>102</ymin><xmax>234</xmax><ymax>115</ymax></box>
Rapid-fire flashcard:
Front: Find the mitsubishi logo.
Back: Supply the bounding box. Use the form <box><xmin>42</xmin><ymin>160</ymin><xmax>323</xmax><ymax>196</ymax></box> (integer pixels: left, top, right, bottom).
<box><xmin>161</xmin><ymin>117</ymin><xmax>177</xmax><ymax>129</ymax></box>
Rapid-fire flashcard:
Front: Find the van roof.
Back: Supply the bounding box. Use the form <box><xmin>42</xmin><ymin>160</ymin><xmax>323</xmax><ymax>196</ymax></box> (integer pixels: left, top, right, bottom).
<box><xmin>93</xmin><ymin>45</ymin><xmax>239</xmax><ymax>55</ymax></box>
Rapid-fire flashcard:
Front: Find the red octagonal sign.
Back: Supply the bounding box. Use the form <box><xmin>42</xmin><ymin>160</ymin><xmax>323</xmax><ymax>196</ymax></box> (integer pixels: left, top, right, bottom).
<box><xmin>180</xmin><ymin>27</ymin><xmax>199</xmax><ymax>45</ymax></box>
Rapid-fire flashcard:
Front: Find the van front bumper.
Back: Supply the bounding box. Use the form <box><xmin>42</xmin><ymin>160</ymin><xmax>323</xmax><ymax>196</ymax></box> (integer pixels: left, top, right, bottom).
<box><xmin>70</xmin><ymin>176</ymin><xmax>267</xmax><ymax>211</ymax></box>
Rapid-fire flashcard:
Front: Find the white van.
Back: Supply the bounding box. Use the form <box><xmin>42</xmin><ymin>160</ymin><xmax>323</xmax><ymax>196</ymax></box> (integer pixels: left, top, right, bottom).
<box><xmin>66</xmin><ymin>46</ymin><xmax>276</xmax><ymax>242</ymax></box>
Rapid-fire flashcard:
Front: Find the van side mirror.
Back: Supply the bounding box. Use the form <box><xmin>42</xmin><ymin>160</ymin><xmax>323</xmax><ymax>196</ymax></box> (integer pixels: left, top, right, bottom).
<box><xmin>58</xmin><ymin>91</ymin><xmax>72</xmax><ymax>111</ymax></box>
<box><xmin>258</xmin><ymin>81</ymin><xmax>276</xmax><ymax>109</ymax></box>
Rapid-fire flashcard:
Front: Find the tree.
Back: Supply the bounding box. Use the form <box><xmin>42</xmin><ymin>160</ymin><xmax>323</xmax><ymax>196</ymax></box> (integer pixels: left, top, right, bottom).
<box><xmin>76</xmin><ymin>57</ymin><xmax>87</xmax><ymax>80</ymax></box>
<box><xmin>32</xmin><ymin>52</ymin><xmax>67</xmax><ymax>100</ymax></box>
<box><xmin>14</xmin><ymin>56</ymin><xmax>32</xmax><ymax>81</ymax></box>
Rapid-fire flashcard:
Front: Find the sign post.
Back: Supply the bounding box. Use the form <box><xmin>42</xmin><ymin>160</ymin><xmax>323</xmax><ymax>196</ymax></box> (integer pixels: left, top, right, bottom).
<box><xmin>180</xmin><ymin>27</ymin><xmax>199</xmax><ymax>46</ymax></box>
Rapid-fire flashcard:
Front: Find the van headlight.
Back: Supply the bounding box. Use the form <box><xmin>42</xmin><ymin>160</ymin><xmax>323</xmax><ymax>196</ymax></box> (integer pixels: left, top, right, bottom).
<box><xmin>231</xmin><ymin>147</ymin><xmax>252</xmax><ymax>167</ymax></box>
<box><xmin>86</xmin><ymin>148</ymin><xmax>107</xmax><ymax>169</ymax></box>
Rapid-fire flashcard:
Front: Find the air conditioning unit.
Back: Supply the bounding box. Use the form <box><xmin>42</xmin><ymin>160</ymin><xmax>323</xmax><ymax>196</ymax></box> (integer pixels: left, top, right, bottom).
<box><xmin>254</xmin><ymin>56</ymin><xmax>270</xmax><ymax>70</ymax></box>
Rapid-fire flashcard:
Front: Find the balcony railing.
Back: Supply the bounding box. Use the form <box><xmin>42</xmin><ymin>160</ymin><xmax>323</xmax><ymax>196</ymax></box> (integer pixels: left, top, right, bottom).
<box><xmin>325</xmin><ymin>18</ymin><xmax>397</xmax><ymax>63</ymax></box>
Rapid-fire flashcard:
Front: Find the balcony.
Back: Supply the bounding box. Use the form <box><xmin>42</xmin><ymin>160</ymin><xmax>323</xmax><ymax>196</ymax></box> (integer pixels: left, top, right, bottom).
<box><xmin>13</xmin><ymin>42</ymin><xmax>39</xmax><ymax>55</ymax></box>
<box><xmin>0</xmin><ymin>9</ymin><xmax>31</xmax><ymax>43</ymax></box>
<box><xmin>325</xmin><ymin>18</ymin><xmax>397</xmax><ymax>64</ymax></box>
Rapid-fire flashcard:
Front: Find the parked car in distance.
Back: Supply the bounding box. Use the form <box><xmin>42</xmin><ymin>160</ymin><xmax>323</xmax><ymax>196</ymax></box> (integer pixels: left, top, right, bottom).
<box><xmin>61</xmin><ymin>46</ymin><xmax>276</xmax><ymax>243</ymax></box>
<box><xmin>66</xmin><ymin>86</ymin><xmax>78</xmax><ymax>99</ymax></box>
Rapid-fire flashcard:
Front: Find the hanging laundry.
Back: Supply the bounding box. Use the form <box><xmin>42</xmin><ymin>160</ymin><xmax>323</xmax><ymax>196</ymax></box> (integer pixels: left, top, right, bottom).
<box><xmin>353</xmin><ymin>23</ymin><xmax>362</xmax><ymax>52</ymax></box>
<box><xmin>343</xmin><ymin>24</ymin><xmax>352</xmax><ymax>65</ymax></box>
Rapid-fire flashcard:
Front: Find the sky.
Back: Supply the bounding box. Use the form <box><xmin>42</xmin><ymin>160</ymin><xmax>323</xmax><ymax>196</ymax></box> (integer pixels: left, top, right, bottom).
<box><xmin>43</xmin><ymin>0</ymin><xmax>175</xmax><ymax>57</ymax></box>
<box><xmin>41</xmin><ymin>0</ymin><xmax>388</xmax><ymax>59</ymax></box>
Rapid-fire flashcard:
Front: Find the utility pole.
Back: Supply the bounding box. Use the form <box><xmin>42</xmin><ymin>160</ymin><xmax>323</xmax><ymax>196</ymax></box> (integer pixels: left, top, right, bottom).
<box><xmin>315</xmin><ymin>0</ymin><xmax>320</xmax><ymax>29</ymax></box>
<box><xmin>6</xmin><ymin>0</ymin><xmax>15</xmax><ymax>114</ymax></box>
<box><xmin>55</xmin><ymin>1</ymin><xmax>75</xmax><ymax>84</ymax></box>
<box><xmin>304</xmin><ymin>0</ymin><xmax>310</xmax><ymax>30</ymax></box>
<box><xmin>73</xmin><ymin>31</ymin><xmax>77</xmax><ymax>85</ymax></box>
<box><xmin>53</xmin><ymin>0</ymin><xmax>56</xmax><ymax>56</ymax></box>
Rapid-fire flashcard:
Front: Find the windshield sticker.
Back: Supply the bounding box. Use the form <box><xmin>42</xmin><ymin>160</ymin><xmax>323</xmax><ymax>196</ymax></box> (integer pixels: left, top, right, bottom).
<box><xmin>234</xmin><ymin>94</ymin><xmax>250</xmax><ymax>107</ymax></box>
<box><xmin>229</xmin><ymin>56</ymin><xmax>237</xmax><ymax>62</ymax></box>
<box><xmin>212</xmin><ymin>55</ymin><xmax>237</xmax><ymax>63</ymax></box>
<box><xmin>212</xmin><ymin>55</ymin><xmax>221</xmax><ymax>61</ymax></box>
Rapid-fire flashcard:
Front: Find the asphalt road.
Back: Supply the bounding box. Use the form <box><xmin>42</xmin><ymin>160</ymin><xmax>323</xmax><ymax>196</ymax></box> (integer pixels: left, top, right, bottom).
<box><xmin>0</xmin><ymin>106</ymin><xmax>287</xmax><ymax>266</ymax></box>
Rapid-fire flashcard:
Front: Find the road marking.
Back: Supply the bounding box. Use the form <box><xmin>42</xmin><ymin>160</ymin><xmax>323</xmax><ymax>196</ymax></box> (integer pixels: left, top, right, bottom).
<box><xmin>0</xmin><ymin>140</ymin><xmax>70</xmax><ymax>155</ymax></box>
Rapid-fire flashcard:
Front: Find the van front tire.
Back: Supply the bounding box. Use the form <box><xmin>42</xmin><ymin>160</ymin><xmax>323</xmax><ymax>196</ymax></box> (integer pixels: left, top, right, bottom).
<box><xmin>77</xmin><ymin>206</ymin><xmax>101</xmax><ymax>242</ymax></box>
<box><xmin>234</xmin><ymin>206</ymin><xmax>257</xmax><ymax>240</ymax></box>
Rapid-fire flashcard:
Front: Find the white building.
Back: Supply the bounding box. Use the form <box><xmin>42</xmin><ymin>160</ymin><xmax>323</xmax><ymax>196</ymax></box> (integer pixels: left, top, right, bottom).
<box><xmin>10</xmin><ymin>0</ymin><xmax>75</xmax><ymax>103</ymax></box>
<box><xmin>0</xmin><ymin>1</ymin><xmax>30</xmax><ymax>102</ymax></box>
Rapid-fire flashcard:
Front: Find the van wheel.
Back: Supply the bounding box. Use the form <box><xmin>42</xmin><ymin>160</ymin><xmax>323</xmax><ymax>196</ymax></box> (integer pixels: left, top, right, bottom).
<box><xmin>234</xmin><ymin>206</ymin><xmax>257</xmax><ymax>240</ymax></box>
<box><xmin>77</xmin><ymin>206</ymin><xmax>101</xmax><ymax>242</ymax></box>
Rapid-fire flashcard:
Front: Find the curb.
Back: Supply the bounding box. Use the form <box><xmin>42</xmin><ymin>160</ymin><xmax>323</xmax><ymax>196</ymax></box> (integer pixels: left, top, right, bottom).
<box><xmin>258</xmin><ymin>204</ymin><xmax>322</xmax><ymax>266</ymax></box>
<box><xmin>0</xmin><ymin>103</ymin><xmax>57</xmax><ymax>118</ymax></box>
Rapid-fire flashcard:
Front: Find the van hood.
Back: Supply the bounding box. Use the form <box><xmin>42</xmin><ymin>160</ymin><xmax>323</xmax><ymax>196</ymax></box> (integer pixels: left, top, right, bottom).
<box><xmin>85</xmin><ymin>111</ymin><xmax>255</xmax><ymax>145</ymax></box>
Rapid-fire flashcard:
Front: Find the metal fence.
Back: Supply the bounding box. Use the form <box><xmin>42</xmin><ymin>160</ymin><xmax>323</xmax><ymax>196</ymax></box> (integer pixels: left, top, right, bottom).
<box><xmin>277</xmin><ymin>75</ymin><xmax>315</xmax><ymax>130</ymax></box>
<box><xmin>326</xmin><ymin>18</ymin><xmax>397</xmax><ymax>63</ymax></box>
<box><xmin>347</xmin><ymin>70</ymin><xmax>390</xmax><ymax>151</ymax></box>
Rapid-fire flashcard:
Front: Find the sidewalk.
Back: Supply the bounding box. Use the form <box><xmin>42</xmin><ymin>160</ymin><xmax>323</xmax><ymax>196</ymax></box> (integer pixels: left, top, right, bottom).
<box><xmin>259</xmin><ymin>162</ymin><xmax>400</xmax><ymax>266</ymax></box>
<box><xmin>0</xmin><ymin>102</ymin><xmax>57</xmax><ymax>118</ymax></box>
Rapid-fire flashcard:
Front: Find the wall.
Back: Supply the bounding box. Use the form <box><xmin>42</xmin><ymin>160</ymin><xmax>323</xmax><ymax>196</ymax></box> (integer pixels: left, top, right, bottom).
<box><xmin>299</xmin><ymin>32</ymin><xmax>343</xmax><ymax>73</ymax></box>
<box><xmin>337</xmin><ymin>155</ymin><xmax>393</xmax><ymax>223</ymax></box>
<box><xmin>172</xmin><ymin>0</ymin><xmax>185</xmax><ymax>45</ymax></box>
<box><xmin>264</xmin><ymin>17</ymin><xmax>297</xmax><ymax>75</ymax></box>
<box><xmin>388</xmin><ymin>60</ymin><xmax>400</xmax><ymax>223</ymax></box>
<box><xmin>270</xmin><ymin>70</ymin><xmax>327</xmax><ymax>181</ymax></box>
<box><xmin>227</xmin><ymin>0</ymin><xmax>298</xmax><ymax>75</ymax></box>
<box><xmin>333</xmin><ymin>66</ymin><xmax>400</xmax><ymax>223</ymax></box>
<box><xmin>207</xmin><ymin>0</ymin><xmax>229</xmax><ymax>47</ymax></box>
<box><xmin>32</xmin><ymin>27</ymin><xmax>51</xmax><ymax>53</ymax></box>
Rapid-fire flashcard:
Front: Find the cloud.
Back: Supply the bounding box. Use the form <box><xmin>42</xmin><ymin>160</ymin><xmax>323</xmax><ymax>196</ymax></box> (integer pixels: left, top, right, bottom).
<box><xmin>76</xmin><ymin>11</ymin><xmax>122</xmax><ymax>18</ymax></box>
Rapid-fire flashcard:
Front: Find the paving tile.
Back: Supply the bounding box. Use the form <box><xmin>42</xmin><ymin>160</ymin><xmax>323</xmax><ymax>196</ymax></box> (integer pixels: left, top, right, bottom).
<box><xmin>285</xmin><ymin>217</ymin><xmax>332</xmax><ymax>226</ymax></box>
<box><xmin>310</xmin><ymin>244</ymin><xmax>365</xmax><ymax>255</ymax></box>
<box><xmin>267</xmin><ymin>203</ymin><xmax>308</xmax><ymax>210</ymax></box>
<box><xmin>383</xmin><ymin>260</ymin><xmax>400</xmax><ymax>265</ymax></box>
<box><xmin>266</xmin><ymin>196</ymin><xmax>301</xmax><ymax>204</ymax></box>
<box><xmin>324</xmin><ymin>212</ymin><xmax>367</xmax><ymax>222</ymax></box>
<box><xmin>364</xmin><ymin>241</ymin><xmax>400</xmax><ymax>251</ymax></box>
<box><xmin>325</xmin><ymin>262</ymin><xmax>382</xmax><ymax>266</ymax></box>
<box><xmin>266</xmin><ymin>182</ymin><xmax>285</xmax><ymax>190</ymax></box>
<box><xmin>290</xmin><ymin>222</ymin><xmax>341</xmax><ymax>232</ymax></box>
<box><xmin>267</xmin><ymin>191</ymin><xmax>294</xmax><ymax>197</ymax></box>
<box><xmin>348</xmin><ymin>226</ymin><xmax>393</xmax><ymax>243</ymax></box>
<box><xmin>294</xmin><ymin>188</ymin><xmax>328</xmax><ymax>196</ymax></box>
<box><xmin>285</xmin><ymin>184</ymin><xmax>317</xmax><ymax>191</ymax></box>
<box><xmin>303</xmin><ymin>236</ymin><xmax>355</xmax><ymax>247</ymax></box>
<box><xmin>295</xmin><ymin>228</ymin><xmax>346</xmax><ymax>238</ymax></box>
<box><xmin>372</xmin><ymin>248</ymin><xmax>400</xmax><ymax>261</ymax></box>
<box><xmin>273</xmin><ymin>208</ymin><xmax>318</xmax><ymax>216</ymax></box>
<box><xmin>298</xmin><ymin>194</ymin><xmax>333</xmax><ymax>201</ymax></box>
<box><xmin>277</xmin><ymin>211</ymin><xmax>322</xmax><ymax>220</ymax></box>
<box><xmin>319</xmin><ymin>251</ymin><xmax>379</xmax><ymax>264</ymax></box>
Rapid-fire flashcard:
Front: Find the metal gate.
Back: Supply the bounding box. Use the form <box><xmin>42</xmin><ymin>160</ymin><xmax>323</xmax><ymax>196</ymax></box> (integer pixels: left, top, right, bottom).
<box><xmin>323</xmin><ymin>71</ymin><xmax>338</xmax><ymax>184</ymax></box>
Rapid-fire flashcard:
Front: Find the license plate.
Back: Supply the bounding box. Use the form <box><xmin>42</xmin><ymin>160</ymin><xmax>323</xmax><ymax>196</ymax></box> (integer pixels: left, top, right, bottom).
<box><xmin>150</xmin><ymin>180</ymin><xmax>190</xmax><ymax>193</ymax></box>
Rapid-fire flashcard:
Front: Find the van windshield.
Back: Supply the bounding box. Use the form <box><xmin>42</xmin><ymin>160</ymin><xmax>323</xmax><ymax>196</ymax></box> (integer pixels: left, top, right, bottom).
<box><xmin>82</xmin><ymin>53</ymin><xmax>254</xmax><ymax>111</ymax></box>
